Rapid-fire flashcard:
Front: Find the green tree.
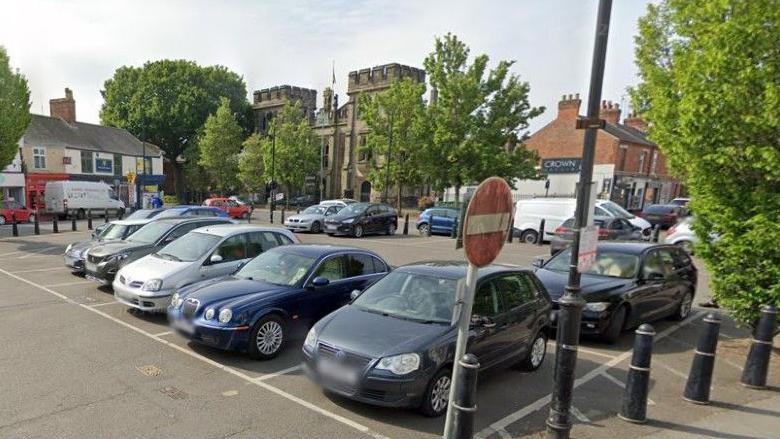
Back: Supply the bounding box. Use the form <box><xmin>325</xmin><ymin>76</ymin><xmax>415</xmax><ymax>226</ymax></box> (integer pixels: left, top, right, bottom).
<box><xmin>100</xmin><ymin>60</ymin><xmax>251</xmax><ymax>199</ymax></box>
<box><xmin>198</xmin><ymin>97</ymin><xmax>243</xmax><ymax>193</ymax></box>
<box><xmin>359</xmin><ymin>78</ymin><xmax>428</xmax><ymax>209</ymax></box>
<box><xmin>423</xmin><ymin>33</ymin><xmax>545</xmax><ymax>201</ymax></box>
<box><xmin>238</xmin><ymin>133</ymin><xmax>266</xmax><ymax>193</ymax></box>
<box><xmin>632</xmin><ymin>0</ymin><xmax>780</xmax><ymax>326</ymax></box>
<box><xmin>259</xmin><ymin>101</ymin><xmax>318</xmax><ymax>198</ymax></box>
<box><xmin>0</xmin><ymin>46</ymin><xmax>31</xmax><ymax>170</ymax></box>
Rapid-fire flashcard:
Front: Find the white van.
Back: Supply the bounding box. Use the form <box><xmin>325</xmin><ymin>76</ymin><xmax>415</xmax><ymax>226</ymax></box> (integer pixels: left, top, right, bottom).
<box><xmin>44</xmin><ymin>181</ymin><xmax>125</xmax><ymax>219</ymax></box>
<box><xmin>513</xmin><ymin>197</ymin><xmax>652</xmax><ymax>243</ymax></box>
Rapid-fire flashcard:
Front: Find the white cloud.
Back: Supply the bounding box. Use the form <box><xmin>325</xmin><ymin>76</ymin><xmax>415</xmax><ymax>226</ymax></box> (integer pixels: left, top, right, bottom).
<box><xmin>0</xmin><ymin>0</ymin><xmax>651</xmax><ymax>131</ymax></box>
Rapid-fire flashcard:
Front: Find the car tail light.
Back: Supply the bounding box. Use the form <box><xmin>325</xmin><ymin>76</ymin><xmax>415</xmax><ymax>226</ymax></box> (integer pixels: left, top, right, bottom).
<box><xmin>554</xmin><ymin>226</ymin><xmax>570</xmax><ymax>234</ymax></box>
<box><xmin>598</xmin><ymin>228</ymin><xmax>610</xmax><ymax>238</ymax></box>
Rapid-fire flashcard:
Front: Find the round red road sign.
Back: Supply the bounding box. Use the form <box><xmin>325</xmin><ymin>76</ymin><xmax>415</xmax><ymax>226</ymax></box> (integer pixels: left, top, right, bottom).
<box><xmin>462</xmin><ymin>177</ymin><xmax>514</xmax><ymax>267</ymax></box>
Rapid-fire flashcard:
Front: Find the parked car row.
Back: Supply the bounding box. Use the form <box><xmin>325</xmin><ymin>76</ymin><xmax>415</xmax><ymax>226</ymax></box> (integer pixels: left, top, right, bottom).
<box><xmin>63</xmin><ymin>205</ymin><xmax>698</xmax><ymax>418</ymax></box>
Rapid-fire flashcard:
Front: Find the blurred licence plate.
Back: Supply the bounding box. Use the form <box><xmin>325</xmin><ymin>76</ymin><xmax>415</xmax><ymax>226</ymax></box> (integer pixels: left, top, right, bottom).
<box><xmin>173</xmin><ymin>319</ymin><xmax>195</xmax><ymax>335</ymax></box>
<box><xmin>326</xmin><ymin>225</ymin><xmax>337</xmax><ymax>231</ymax></box>
<box><xmin>318</xmin><ymin>359</ymin><xmax>359</xmax><ymax>385</ymax></box>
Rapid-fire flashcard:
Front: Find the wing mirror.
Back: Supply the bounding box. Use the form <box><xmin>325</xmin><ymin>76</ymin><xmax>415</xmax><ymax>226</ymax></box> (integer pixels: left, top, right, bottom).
<box><xmin>470</xmin><ymin>315</ymin><xmax>496</xmax><ymax>328</ymax></box>
<box><xmin>311</xmin><ymin>276</ymin><xmax>330</xmax><ymax>288</ymax></box>
<box><xmin>531</xmin><ymin>257</ymin><xmax>545</xmax><ymax>269</ymax></box>
<box><xmin>644</xmin><ymin>271</ymin><xmax>665</xmax><ymax>282</ymax></box>
<box><xmin>350</xmin><ymin>289</ymin><xmax>361</xmax><ymax>300</ymax></box>
<box><xmin>209</xmin><ymin>254</ymin><xmax>224</xmax><ymax>264</ymax></box>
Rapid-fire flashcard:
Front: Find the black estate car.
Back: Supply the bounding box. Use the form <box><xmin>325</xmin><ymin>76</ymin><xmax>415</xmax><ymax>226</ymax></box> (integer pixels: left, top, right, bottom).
<box><xmin>638</xmin><ymin>204</ymin><xmax>685</xmax><ymax>229</ymax></box>
<box><xmin>303</xmin><ymin>261</ymin><xmax>552</xmax><ymax>417</ymax></box>
<box><xmin>324</xmin><ymin>202</ymin><xmax>398</xmax><ymax>237</ymax></box>
<box><xmin>83</xmin><ymin>217</ymin><xmax>232</xmax><ymax>285</ymax></box>
<box><xmin>534</xmin><ymin>242</ymin><xmax>697</xmax><ymax>343</ymax></box>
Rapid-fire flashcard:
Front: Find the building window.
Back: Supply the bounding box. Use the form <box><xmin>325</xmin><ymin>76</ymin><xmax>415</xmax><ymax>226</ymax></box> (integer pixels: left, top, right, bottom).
<box><xmin>650</xmin><ymin>150</ymin><xmax>658</xmax><ymax>175</ymax></box>
<box><xmin>638</xmin><ymin>151</ymin><xmax>647</xmax><ymax>174</ymax></box>
<box><xmin>33</xmin><ymin>147</ymin><xmax>46</xmax><ymax>169</ymax></box>
<box><xmin>114</xmin><ymin>154</ymin><xmax>122</xmax><ymax>176</ymax></box>
<box><xmin>81</xmin><ymin>150</ymin><xmax>93</xmax><ymax>174</ymax></box>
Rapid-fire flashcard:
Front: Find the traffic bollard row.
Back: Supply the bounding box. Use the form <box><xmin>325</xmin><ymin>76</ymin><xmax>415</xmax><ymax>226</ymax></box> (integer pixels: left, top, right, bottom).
<box><xmin>537</xmin><ymin>219</ymin><xmax>545</xmax><ymax>245</ymax></box>
<box><xmin>683</xmin><ymin>313</ymin><xmax>721</xmax><ymax>404</ymax></box>
<box><xmin>446</xmin><ymin>354</ymin><xmax>480</xmax><ymax>439</ymax></box>
<box><xmin>620</xmin><ymin>324</ymin><xmax>655</xmax><ymax>423</ymax></box>
<box><xmin>403</xmin><ymin>213</ymin><xmax>409</xmax><ymax>235</ymax></box>
<box><xmin>741</xmin><ymin>305</ymin><xmax>777</xmax><ymax>389</ymax></box>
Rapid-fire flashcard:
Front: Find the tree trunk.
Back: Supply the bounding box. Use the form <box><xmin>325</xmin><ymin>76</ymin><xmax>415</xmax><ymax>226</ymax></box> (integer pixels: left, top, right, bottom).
<box><xmin>171</xmin><ymin>162</ymin><xmax>186</xmax><ymax>204</ymax></box>
<box><xmin>396</xmin><ymin>180</ymin><xmax>402</xmax><ymax>212</ymax></box>
<box><xmin>454</xmin><ymin>184</ymin><xmax>461</xmax><ymax>204</ymax></box>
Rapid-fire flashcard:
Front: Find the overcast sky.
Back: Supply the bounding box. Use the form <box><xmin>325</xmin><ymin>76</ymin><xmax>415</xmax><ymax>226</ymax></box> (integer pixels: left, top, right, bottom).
<box><xmin>1</xmin><ymin>0</ymin><xmax>652</xmax><ymax>132</ymax></box>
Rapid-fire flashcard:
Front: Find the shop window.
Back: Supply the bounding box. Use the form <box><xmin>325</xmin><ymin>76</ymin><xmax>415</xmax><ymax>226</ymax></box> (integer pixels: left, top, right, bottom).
<box><xmin>81</xmin><ymin>151</ymin><xmax>93</xmax><ymax>173</ymax></box>
<box><xmin>114</xmin><ymin>154</ymin><xmax>123</xmax><ymax>176</ymax></box>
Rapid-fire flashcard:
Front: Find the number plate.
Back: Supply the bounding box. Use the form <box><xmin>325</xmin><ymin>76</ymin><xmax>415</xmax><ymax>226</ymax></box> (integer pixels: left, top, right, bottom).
<box><xmin>173</xmin><ymin>319</ymin><xmax>195</xmax><ymax>335</ymax></box>
<box><xmin>318</xmin><ymin>359</ymin><xmax>359</xmax><ymax>385</ymax></box>
<box><xmin>326</xmin><ymin>225</ymin><xmax>337</xmax><ymax>231</ymax></box>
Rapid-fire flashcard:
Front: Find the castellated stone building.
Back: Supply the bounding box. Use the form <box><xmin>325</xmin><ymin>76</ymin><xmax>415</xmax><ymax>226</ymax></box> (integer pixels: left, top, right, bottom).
<box><xmin>252</xmin><ymin>62</ymin><xmax>426</xmax><ymax>202</ymax></box>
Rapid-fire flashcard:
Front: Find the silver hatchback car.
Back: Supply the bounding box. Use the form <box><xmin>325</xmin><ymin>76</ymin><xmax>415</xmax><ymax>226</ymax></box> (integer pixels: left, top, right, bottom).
<box><xmin>284</xmin><ymin>204</ymin><xmax>343</xmax><ymax>233</ymax></box>
<box><xmin>112</xmin><ymin>224</ymin><xmax>299</xmax><ymax>312</ymax></box>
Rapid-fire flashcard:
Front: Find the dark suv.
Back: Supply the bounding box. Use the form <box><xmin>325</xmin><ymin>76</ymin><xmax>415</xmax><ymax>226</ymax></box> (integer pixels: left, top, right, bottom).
<box><xmin>83</xmin><ymin>217</ymin><xmax>232</xmax><ymax>285</ymax></box>
<box><xmin>324</xmin><ymin>203</ymin><xmax>398</xmax><ymax>238</ymax></box>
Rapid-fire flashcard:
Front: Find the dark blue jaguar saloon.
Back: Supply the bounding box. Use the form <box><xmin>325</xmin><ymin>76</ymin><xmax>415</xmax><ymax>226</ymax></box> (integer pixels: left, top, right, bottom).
<box><xmin>302</xmin><ymin>261</ymin><xmax>552</xmax><ymax>417</ymax></box>
<box><xmin>167</xmin><ymin>245</ymin><xmax>390</xmax><ymax>360</ymax></box>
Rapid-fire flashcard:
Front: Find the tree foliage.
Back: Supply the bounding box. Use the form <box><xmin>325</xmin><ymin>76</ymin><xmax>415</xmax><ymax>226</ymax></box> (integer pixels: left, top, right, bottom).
<box><xmin>258</xmin><ymin>101</ymin><xmax>318</xmax><ymax>196</ymax></box>
<box><xmin>423</xmin><ymin>33</ymin><xmax>545</xmax><ymax>200</ymax></box>
<box><xmin>238</xmin><ymin>133</ymin><xmax>266</xmax><ymax>193</ymax></box>
<box><xmin>100</xmin><ymin>60</ymin><xmax>251</xmax><ymax>198</ymax></box>
<box><xmin>632</xmin><ymin>0</ymin><xmax>780</xmax><ymax>326</ymax></box>
<box><xmin>0</xmin><ymin>46</ymin><xmax>31</xmax><ymax>170</ymax></box>
<box><xmin>359</xmin><ymin>78</ymin><xmax>428</xmax><ymax>208</ymax></box>
<box><xmin>198</xmin><ymin>97</ymin><xmax>243</xmax><ymax>193</ymax></box>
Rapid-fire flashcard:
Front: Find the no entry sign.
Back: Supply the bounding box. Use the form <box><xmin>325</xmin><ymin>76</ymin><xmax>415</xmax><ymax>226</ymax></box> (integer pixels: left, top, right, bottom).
<box><xmin>462</xmin><ymin>177</ymin><xmax>514</xmax><ymax>267</ymax></box>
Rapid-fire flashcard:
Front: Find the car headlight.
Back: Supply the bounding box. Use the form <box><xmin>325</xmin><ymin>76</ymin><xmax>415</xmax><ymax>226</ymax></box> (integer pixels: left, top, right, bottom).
<box><xmin>584</xmin><ymin>302</ymin><xmax>610</xmax><ymax>312</ymax></box>
<box><xmin>108</xmin><ymin>252</ymin><xmax>129</xmax><ymax>263</ymax></box>
<box><xmin>204</xmin><ymin>308</ymin><xmax>215</xmax><ymax>320</ymax></box>
<box><xmin>218</xmin><ymin>308</ymin><xmax>233</xmax><ymax>323</ymax></box>
<box><xmin>376</xmin><ymin>353</ymin><xmax>420</xmax><ymax>375</ymax></box>
<box><xmin>171</xmin><ymin>293</ymin><xmax>180</xmax><ymax>307</ymax></box>
<box><xmin>141</xmin><ymin>278</ymin><xmax>163</xmax><ymax>292</ymax></box>
<box><xmin>65</xmin><ymin>244</ymin><xmax>73</xmax><ymax>253</ymax></box>
<box><xmin>342</xmin><ymin>218</ymin><xmax>354</xmax><ymax>224</ymax></box>
<box><xmin>304</xmin><ymin>327</ymin><xmax>317</xmax><ymax>350</ymax></box>
<box><xmin>298</xmin><ymin>219</ymin><xmax>310</xmax><ymax>223</ymax></box>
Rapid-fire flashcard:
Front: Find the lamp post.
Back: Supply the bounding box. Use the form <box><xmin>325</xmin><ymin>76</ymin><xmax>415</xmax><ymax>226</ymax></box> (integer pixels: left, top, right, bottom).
<box><xmin>270</xmin><ymin>122</ymin><xmax>277</xmax><ymax>214</ymax></box>
<box><xmin>383</xmin><ymin>112</ymin><xmax>393</xmax><ymax>203</ymax></box>
<box><xmin>546</xmin><ymin>1</ymin><xmax>612</xmax><ymax>438</ymax></box>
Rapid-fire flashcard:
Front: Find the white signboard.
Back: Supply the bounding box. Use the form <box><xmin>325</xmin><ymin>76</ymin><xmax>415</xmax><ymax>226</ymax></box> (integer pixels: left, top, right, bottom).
<box><xmin>578</xmin><ymin>225</ymin><xmax>599</xmax><ymax>272</ymax></box>
<box><xmin>274</xmin><ymin>192</ymin><xmax>285</xmax><ymax>201</ymax></box>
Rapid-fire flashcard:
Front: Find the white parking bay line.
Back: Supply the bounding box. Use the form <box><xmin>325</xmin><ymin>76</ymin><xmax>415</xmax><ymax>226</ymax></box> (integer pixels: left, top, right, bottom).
<box><xmin>570</xmin><ymin>405</ymin><xmax>591</xmax><ymax>423</ymax></box>
<box><xmin>0</xmin><ymin>266</ymin><xmax>390</xmax><ymax>439</ymax></box>
<box><xmin>10</xmin><ymin>266</ymin><xmax>64</xmax><ymax>274</ymax></box>
<box><xmin>87</xmin><ymin>301</ymin><xmax>120</xmax><ymax>308</ymax></box>
<box><xmin>255</xmin><ymin>364</ymin><xmax>303</xmax><ymax>382</ymax></box>
<box><xmin>474</xmin><ymin>311</ymin><xmax>704</xmax><ymax>438</ymax></box>
<box><xmin>153</xmin><ymin>330</ymin><xmax>174</xmax><ymax>337</ymax></box>
<box><xmin>43</xmin><ymin>280</ymin><xmax>94</xmax><ymax>288</ymax></box>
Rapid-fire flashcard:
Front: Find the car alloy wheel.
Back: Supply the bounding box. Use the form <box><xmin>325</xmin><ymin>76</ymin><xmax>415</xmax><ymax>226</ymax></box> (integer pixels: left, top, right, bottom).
<box><xmin>430</xmin><ymin>374</ymin><xmax>451</xmax><ymax>415</ymax></box>
<box><xmin>418</xmin><ymin>224</ymin><xmax>430</xmax><ymax>235</ymax></box>
<box><xmin>674</xmin><ymin>291</ymin><xmax>693</xmax><ymax>321</ymax></box>
<box><xmin>353</xmin><ymin>225</ymin><xmax>364</xmax><ymax>238</ymax></box>
<box><xmin>310</xmin><ymin>221</ymin><xmax>321</xmax><ymax>233</ymax></box>
<box><xmin>521</xmin><ymin>230</ymin><xmax>538</xmax><ymax>244</ymax></box>
<box><xmin>387</xmin><ymin>223</ymin><xmax>396</xmax><ymax>235</ymax></box>
<box><xmin>256</xmin><ymin>320</ymin><xmax>284</xmax><ymax>356</ymax></box>
<box><xmin>530</xmin><ymin>335</ymin><xmax>546</xmax><ymax>368</ymax></box>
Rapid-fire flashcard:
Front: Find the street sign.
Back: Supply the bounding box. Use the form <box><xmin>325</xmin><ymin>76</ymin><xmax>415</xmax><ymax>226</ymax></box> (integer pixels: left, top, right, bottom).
<box><xmin>578</xmin><ymin>225</ymin><xmax>599</xmax><ymax>272</ymax></box>
<box><xmin>444</xmin><ymin>177</ymin><xmax>513</xmax><ymax>438</ymax></box>
<box><xmin>462</xmin><ymin>177</ymin><xmax>514</xmax><ymax>267</ymax></box>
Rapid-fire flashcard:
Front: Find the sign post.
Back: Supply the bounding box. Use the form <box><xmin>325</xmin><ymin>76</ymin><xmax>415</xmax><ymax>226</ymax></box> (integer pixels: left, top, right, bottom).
<box><xmin>443</xmin><ymin>177</ymin><xmax>513</xmax><ymax>439</ymax></box>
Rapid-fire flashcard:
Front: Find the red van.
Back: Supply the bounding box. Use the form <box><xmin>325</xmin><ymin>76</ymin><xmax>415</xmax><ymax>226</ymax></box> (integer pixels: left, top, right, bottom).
<box><xmin>203</xmin><ymin>197</ymin><xmax>251</xmax><ymax>219</ymax></box>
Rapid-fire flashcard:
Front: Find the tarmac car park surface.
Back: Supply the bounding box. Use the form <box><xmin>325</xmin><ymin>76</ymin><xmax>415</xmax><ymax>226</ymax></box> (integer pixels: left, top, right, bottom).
<box><xmin>0</xmin><ymin>217</ymin><xmax>777</xmax><ymax>439</ymax></box>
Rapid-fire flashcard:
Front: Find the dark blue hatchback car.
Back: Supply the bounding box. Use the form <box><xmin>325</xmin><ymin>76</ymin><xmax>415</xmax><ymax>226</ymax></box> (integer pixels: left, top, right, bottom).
<box><xmin>167</xmin><ymin>245</ymin><xmax>389</xmax><ymax>359</ymax></box>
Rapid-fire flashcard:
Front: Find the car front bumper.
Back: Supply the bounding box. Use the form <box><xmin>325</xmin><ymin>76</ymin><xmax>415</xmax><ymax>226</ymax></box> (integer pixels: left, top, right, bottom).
<box><xmin>113</xmin><ymin>280</ymin><xmax>173</xmax><ymax>312</ymax></box>
<box><xmin>549</xmin><ymin>307</ymin><xmax>612</xmax><ymax>335</ymax></box>
<box><xmin>323</xmin><ymin>223</ymin><xmax>353</xmax><ymax>235</ymax></box>
<box><xmin>84</xmin><ymin>260</ymin><xmax>118</xmax><ymax>285</ymax></box>
<box><xmin>284</xmin><ymin>221</ymin><xmax>313</xmax><ymax>232</ymax></box>
<box><xmin>167</xmin><ymin>307</ymin><xmax>250</xmax><ymax>351</ymax></box>
<box><xmin>301</xmin><ymin>347</ymin><xmax>429</xmax><ymax>409</ymax></box>
<box><xmin>64</xmin><ymin>253</ymin><xmax>85</xmax><ymax>272</ymax></box>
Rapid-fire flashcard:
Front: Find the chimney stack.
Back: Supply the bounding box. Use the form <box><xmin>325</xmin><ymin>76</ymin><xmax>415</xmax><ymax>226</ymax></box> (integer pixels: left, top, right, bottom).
<box><xmin>50</xmin><ymin>88</ymin><xmax>76</xmax><ymax>123</ymax></box>
<box><xmin>599</xmin><ymin>100</ymin><xmax>621</xmax><ymax>124</ymax></box>
<box><xmin>557</xmin><ymin>93</ymin><xmax>582</xmax><ymax>120</ymax></box>
<box><xmin>623</xmin><ymin>112</ymin><xmax>648</xmax><ymax>132</ymax></box>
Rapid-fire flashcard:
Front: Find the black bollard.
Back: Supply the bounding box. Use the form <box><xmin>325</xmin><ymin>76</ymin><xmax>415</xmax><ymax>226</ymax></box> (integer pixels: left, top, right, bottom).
<box><xmin>104</xmin><ymin>208</ymin><xmax>109</xmax><ymax>224</ymax></box>
<box><xmin>87</xmin><ymin>210</ymin><xmax>93</xmax><ymax>230</ymax></box>
<box><xmin>12</xmin><ymin>214</ymin><xmax>18</xmax><ymax>237</ymax></box>
<box><xmin>448</xmin><ymin>354</ymin><xmax>480</xmax><ymax>439</ymax></box>
<box><xmin>34</xmin><ymin>212</ymin><xmax>40</xmax><ymax>235</ymax></box>
<box><xmin>403</xmin><ymin>213</ymin><xmax>409</xmax><ymax>235</ymax></box>
<box><xmin>537</xmin><ymin>219</ymin><xmax>545</xmax><ymax>245</ymax></box>
<box><xmin>451</xmin><ymin>219</ymin><xmax>458</xmax><ymax>239</ymax></box>
<box><xmin>619</xmin><ymin>324</ymin><xmax>656</xmax><ymax>423</ymax></box>
<box><xmin>428</xmin><ymin>215</ymin><xmax>434</xmax><ymax>237</ymax></box>
<box><xmin>683</xmin><ymin>313</ymin><xmax>721</xmax><ymax>404</ymax></box>
<box><xmin>297</xmin><ymin>207</ymin><xmax>300</xmax><ymax>214</ymax></box>
<box><xmin>52</xmin><ymin>215</ymin><xmax>59</xmax><ymax>234</ymax></box>
<box><xmin>281</xmin><ymin>207</ymin><xmax>286</xmax><ymax>224</ymax></box>
<box><xmin>741</xmin><ymin>305</ymin><xmax>777</xmax><ymax>389</ymax></box>
<box><xmin>269</xmin><ymin>206</ymin><xmax>274</xmax><ymax>224</ymax></box>
<box><xmin>71</xmin><ymin>216</ymin><xmax>77</xmax><ymax>232</ymax></box>
<box><xmin>652</xmin><ymin>224</ymin><xmax>661</xmax><ymax>243</ymax></box>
